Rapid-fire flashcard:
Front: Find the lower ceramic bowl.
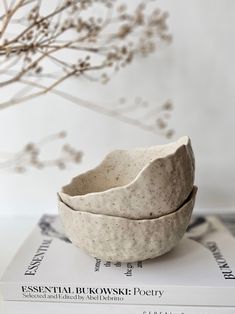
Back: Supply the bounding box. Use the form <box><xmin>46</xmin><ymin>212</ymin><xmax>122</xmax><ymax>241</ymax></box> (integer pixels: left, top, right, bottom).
<box><xmin>58</xmin><ymin>186</ymin><xmax>197</xmax><ymax>262</ymax></box>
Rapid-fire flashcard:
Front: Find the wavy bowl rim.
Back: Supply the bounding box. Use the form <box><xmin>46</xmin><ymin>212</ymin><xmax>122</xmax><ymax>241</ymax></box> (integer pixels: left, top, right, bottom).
<box><xmin>59</xmin><ymin>136</ymin><xmax>193</xmax><ymax>200</ymax></box>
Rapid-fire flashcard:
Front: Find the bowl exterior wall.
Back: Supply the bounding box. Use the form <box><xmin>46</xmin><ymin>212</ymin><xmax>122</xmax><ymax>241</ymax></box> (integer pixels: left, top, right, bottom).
<box><xmin>58</xmin><ymin>187</ymin><xmax>197</xmax><ymax>262</ymax></box>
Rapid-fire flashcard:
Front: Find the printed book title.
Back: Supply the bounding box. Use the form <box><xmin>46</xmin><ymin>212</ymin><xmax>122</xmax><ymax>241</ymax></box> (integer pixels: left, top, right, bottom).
<box><xmin>24</xmin><ymin>239</ymin><xmax>52</xmax><ymax>276</ymax></box>
<box><xmin>21</xmin><ymin>286</ymin><xmax>164</xmax><ymax>302</ymax></box>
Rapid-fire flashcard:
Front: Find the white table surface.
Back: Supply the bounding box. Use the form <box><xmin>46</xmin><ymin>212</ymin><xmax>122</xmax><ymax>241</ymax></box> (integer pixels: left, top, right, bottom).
<box><xmin>0</xmin><ymin>215</ymin><xmax>235</xmax><ymax>314</ymax></box>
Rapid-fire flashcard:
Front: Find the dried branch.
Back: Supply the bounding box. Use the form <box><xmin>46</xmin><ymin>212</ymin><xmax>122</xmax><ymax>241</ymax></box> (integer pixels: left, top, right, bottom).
<box><xmin>0</xmin><ymin>131</ymin><xmax>83</xmax><ymax>173</ymax></box>
<box><xmin>0</xmin><ymin>0</ymin><xmax>172</xmax><ymax>117</ymax></box>
<box><xmin>0</xmin><ymin>75</ymin><xmax>174</xmax><ymax>137</ymax></box>
<box><xmin>0</xmin><ymin>0</ymin><xmax>174</xmax><ymax>173</ymax></box>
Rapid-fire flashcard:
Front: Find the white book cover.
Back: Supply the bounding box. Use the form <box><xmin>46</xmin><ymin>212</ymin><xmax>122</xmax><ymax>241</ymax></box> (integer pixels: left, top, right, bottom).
<box><xmin>1</xmin><ymin>213</ymin><xmax>235</xmax><ymax>307</ymax></box>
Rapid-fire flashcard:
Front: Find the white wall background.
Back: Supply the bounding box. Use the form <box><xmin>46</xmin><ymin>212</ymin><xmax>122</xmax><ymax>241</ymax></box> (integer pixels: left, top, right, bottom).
<box><xmin>0</xmin><ymin>0</ymin><xmax>234</xmax><ymax>216</ymax></box>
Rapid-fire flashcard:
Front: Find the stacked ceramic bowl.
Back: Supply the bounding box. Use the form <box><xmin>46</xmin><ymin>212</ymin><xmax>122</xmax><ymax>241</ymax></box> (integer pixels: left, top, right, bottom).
<box><xmin>58</xmin><ymin>136</ymin><xmax>197</xmax><ymax>262</ymax></box>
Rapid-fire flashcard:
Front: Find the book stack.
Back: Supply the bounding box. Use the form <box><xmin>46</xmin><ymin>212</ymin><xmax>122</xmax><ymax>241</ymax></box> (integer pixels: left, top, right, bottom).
<box><xmin>1</xmin><ymin>213</ymin><xmax>235</xmax><ymax>313</ymax></box>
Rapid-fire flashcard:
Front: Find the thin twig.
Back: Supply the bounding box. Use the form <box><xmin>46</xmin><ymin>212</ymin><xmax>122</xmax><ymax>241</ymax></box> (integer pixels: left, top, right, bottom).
<box><xmin>0</xmin><ymin>0</ymin><xmax>26</xmax><ymax>38</ymax></box>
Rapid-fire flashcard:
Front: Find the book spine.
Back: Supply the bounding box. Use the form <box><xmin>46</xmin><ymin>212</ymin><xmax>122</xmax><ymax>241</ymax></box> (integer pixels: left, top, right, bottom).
<box><xmin>0</xmin><ymin>283</ymin><xmax>235</xmax><ymax>306</ymax></box>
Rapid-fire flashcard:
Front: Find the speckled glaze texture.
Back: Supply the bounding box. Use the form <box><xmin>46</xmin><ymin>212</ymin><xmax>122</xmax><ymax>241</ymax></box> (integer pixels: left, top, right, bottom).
<box><xmin>58</xmin><ymin>186</ymin><xmax>197</xmax><ymax>262</ymax></box>
<box><xmin>59</xmin><ymin>136</ymin><xmax>195</xmax><ymax>219</ymax></box>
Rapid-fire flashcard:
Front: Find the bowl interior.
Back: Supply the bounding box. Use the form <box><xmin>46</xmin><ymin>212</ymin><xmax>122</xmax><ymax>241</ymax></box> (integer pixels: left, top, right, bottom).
<box><xmin>62</xmin><ymin>137</ymin><xmax>190</xmax><ymax>196</ymax></box>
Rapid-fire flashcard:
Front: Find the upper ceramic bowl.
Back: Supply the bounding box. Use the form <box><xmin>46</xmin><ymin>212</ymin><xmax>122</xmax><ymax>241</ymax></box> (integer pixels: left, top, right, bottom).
<box><xmin>59</xmin><ymin>136</ymin><xmax>195</xmax><ymax>219</ymax></box>
<box><xmin>58</xmin><ymin>186</ymin><xmax>197</xmax><ymax>262</ymax></box>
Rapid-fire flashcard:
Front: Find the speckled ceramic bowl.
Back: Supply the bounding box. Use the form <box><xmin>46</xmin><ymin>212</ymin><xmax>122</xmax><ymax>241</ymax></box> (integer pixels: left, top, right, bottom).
<box><xmin>58</xmin><ymin>186</ymin><xmax>197</xmax><ymax>262</ymax></box>
<box><xmin>59</xmin><ymin>136</ymin><xmax>195</xmax><ymax>219</ymax></box>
